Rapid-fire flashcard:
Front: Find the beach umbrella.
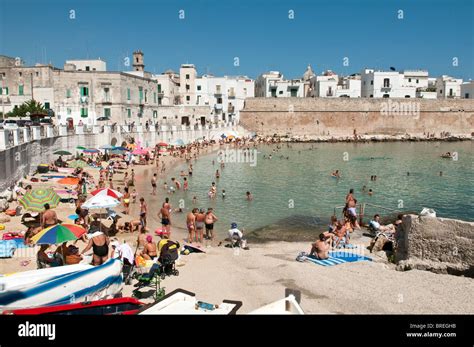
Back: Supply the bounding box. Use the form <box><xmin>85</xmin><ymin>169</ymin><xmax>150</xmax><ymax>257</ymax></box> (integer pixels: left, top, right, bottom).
<box><xmin>173</xmin><ymin>139</ymin><xmax>185</xmax><ymax>146</ymax></box>
<box><xmin>58</xmin><ymin>177</ymin><xmax>80</xmax><ymax>185</ymax></box>
<box><xmin>76</xmin><ymin>146</ymin><xmax>86</xmax><ymax>150</ymax></box>
<box><xmin>100</xmin><ymin>144</ymin><xmax>114</xmax><ymax>150</ymax></box>
<box><xmin>83</xmin><ymin>148</ymin><xmax>99</xmax><ymax>154</ymax></box>
<box><xmin>82</xmin><ymin>194</ymin><xmax>120</xmax><ymax>210</ymax></box>
<box><xmin>220</xmin><ymin>134</ymin><xmax>227</xmax><ymax>139</ymax></box>
<box><xmin>113</xmin><ymin>146</ymin><xmax>128</xmax><ymax>151</ymax></box>
<box><xmin>31</xmin><ymin>224</ymin><xmax>86</xmax><ymax>245</ymax></box>
<box><xmin>53</xmin><ymin>150</ymin><xmax>72</xmax><ymax>155</ymax></box>
<box><xmin>132</xmin><ymin>147</ymin><xmax>148</xmax><ymax>155</ymax></box>
<box><xmin>19</xmin><ymin>189</ymin><xmax>60</xmax><ymax>212</ymax></box>
<box><xmin>110</xmin><ymin>149</ymin><xmax>125</xmax><ymax>156</ymax></box>
<box><xmin>157</xmin><ymin>142</ymin><xmax>168</xmax><ymax>147</ymax></box>
<box><xmin>91</xmin><ymin>188</ymin><xmax>123</xmax><ymax>199</ymax></box>
<box><xmin>68</xmin><ymin>160</ymin><xmax>87</xmax><ymax>168</ymax></box>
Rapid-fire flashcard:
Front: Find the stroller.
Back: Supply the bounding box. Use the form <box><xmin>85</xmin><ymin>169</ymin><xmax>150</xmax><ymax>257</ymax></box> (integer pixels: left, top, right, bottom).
<box><xmin>157</xmin><ymin>240</ymin><xmax>180</xmax><ymax>280</ymax></box>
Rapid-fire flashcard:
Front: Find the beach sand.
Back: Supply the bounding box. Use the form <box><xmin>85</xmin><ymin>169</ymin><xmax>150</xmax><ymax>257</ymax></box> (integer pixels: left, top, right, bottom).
<box><xmin>1</xmin><ymin>144</ymin><xmax>473</xmax><ymax>314</ymax></box>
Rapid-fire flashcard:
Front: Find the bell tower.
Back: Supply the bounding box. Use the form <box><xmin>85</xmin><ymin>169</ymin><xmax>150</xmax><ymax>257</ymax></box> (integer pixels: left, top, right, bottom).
<box><xmin>132</xmin><ymin>50</ymin><xmax>144</xmax><ymax>72</ymax></box>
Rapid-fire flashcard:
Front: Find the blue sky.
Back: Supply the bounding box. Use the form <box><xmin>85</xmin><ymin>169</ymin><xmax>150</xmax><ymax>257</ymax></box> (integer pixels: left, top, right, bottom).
<box><xmin>0</xmin><ymin>0</ymin><xmax>472</xmax><ymax>79</ymax></box>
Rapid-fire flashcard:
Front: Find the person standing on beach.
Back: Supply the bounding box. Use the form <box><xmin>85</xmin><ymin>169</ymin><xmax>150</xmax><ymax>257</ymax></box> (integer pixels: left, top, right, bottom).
<box><xmin>151</xmin><ymin>173</ymin><xmax>157</xmax><ymax>195</ymax></box>
<box><xmin>205</xmin><ymin>208</ymin><xmax>218</xmax><ymax>241</ymax></box>
<box><xmin>130</xmin><ymin>169</ymin><xmax>135</xmax><ymax>186</ymax></box>
<box><xmin>139</xmin><ymin>198</ymin><xmax>147</xmax><ymax>229</ymax></box>
<box><xmin>158</xmin><ymin>201</ymin><xmax>172</xmax><ymax>235</ymax></box>
<box><xmin>186</xmin><ymin>208</ymin><xmax>197</xmax><ymax>243</ymax></box>
<box><xmin>345</xmin><ymin>189</ymin><xmax>356</xmax><ymax>207</ymax></box>
<box><xmin>195</xmin><ymin>209</ymin><xmax>206</xmax><ymax>244</ymax></box>
<box><xmin>123</xmin><ymin>187</ymin><xmax>131</xmax><ymax>215</ymax></box>
<box><xmin>42</xmin><ymin>204</ymin><xmax>58</xmax><ymax>228</ymax></box>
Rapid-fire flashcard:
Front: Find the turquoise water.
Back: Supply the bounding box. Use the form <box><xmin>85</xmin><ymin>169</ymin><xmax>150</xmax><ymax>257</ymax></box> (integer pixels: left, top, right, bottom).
<box><xmin>163</xmin><ymin>141</ymin><xmax>473</xmax><ymax>238</ymax></box>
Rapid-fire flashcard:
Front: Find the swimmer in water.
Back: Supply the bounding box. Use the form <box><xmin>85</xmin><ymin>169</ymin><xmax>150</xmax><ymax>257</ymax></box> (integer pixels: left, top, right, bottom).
<box><xmin>246</xmin><ymin>191</ymin><xmax>253</xmax><ymax>201</ymax></box>
<box><xmin>332</xmin><ymin>170</ymin><xmax>341</xmax><ymax>178</ymax></box>
<box><xmin>439</xmin><ymin>171</ymin><xmax>443</xmax><ymax>176</ymax></box>
<box><xmin>215</xmin><ymin>169</ymin><xmax>220</xmax><ymax>179</ymax></box>
<box><xmin>368</xmin><ymin>189</ymin><xmax>373</xmax><ymax>196</ymax></box>
<box><xmin>222</xmin><ymin>189</ymin><xmax>226</xmax><ymax>198</ymax></box>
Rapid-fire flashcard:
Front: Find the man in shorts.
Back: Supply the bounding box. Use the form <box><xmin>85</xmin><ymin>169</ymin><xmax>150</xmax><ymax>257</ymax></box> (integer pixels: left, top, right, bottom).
<box><xmin>151</xmin><ymin>173</ymin><xmax>157</xmax><ymax>195</ymax></box>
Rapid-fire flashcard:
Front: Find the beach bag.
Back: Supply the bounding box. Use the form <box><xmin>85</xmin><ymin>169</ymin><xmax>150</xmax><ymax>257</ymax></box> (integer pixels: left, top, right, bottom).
<box><xmin>420</xmin><ymin>208</ymin><xmax>436</xmax><ymax>217</ymax></box>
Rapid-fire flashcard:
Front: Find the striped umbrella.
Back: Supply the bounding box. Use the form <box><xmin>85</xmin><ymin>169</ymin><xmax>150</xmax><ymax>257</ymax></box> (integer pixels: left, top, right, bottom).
<box><xmin>19</xmin><ymin>189</ymin><xmax>60</xmax><ymax>212</ymax></box>
<box><xmin>31</xmin><ymin>224</ymin><xmax>86</xmax><ymax>245</ymax></box>
<box><xmin>91</xmin><ymin>188</ymin><xmax>123</xmax><ymax>199</ymax></box>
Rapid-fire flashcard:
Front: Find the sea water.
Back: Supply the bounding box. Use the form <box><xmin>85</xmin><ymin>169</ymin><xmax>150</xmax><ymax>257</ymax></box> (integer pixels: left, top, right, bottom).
<box><xmin>164</xmin><ymin>141</ymin><xmax>473</xmax><ymax>239</ymax></box>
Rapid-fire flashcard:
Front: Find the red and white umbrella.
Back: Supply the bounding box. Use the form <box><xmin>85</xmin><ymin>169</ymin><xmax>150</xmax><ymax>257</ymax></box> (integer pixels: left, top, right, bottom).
<box><xmin>90</xmin><ymin>188</ymin><xmax>123</xmax><ymax>199</ymax></box>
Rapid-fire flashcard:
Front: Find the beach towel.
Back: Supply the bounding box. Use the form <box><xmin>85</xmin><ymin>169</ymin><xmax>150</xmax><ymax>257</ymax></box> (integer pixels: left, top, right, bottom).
<box><xmin>296</xmin><ymin>251</ymin><xmax>372</xmax><ymax>266</ymax></box>
<box><xmin>41</xmin><ymin>175</ymin><xmax>67</xmax><ymax>179</ymax></box>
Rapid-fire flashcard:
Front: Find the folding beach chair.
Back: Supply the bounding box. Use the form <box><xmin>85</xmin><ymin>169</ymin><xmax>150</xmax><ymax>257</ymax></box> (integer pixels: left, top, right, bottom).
<box><xmin>132</xmin><ymin>263</ymin><xmax>165</xmax><ymax>301</ymax></box>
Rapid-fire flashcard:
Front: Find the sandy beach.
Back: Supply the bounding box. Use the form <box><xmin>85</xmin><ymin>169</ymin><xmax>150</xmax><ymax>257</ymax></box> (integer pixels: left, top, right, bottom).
<box><xmin>1</xmin><ymin>142</ymin><xmax>473</xmax><ymax>314</ymax></box>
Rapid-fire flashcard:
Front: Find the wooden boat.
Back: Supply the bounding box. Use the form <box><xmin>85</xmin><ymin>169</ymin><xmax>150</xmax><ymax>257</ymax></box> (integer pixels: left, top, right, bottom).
<box><xmin>0</xmin><ymin>259</ymin><xmax>123</xmax><ymax>308</ymax></box>
<box><xmin>248</xmin><ymin>294</ymin><xmax>304</xmax><ymax>314</ymax></box>
<box><xmin>2</xmin><ymin>297</ymin><xmax>143</xmax><ymax>315</ymax></box>
<box><xmin>139</xmin><ymin>289</ymin><xmax>242</xmax><ymax>315</ymax></box>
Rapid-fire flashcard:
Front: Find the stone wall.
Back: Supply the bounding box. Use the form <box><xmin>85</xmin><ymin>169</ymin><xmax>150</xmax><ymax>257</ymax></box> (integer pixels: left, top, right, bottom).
<box><xmin>240</xmin><ymin>98</ymin><xmax>474</xmax><ymax>137</ymax></box>
<box><xmin>396</xmin><ymin>214</ymin><xmax>474</xmax><ymax>277</ymax></box>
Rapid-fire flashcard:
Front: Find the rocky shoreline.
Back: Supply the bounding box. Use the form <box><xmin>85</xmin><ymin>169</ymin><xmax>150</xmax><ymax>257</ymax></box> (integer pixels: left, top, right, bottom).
<box><xmin>261</xmin><ymin>134</ymin><xmax>473</xmax><ymax>143</ymax></box>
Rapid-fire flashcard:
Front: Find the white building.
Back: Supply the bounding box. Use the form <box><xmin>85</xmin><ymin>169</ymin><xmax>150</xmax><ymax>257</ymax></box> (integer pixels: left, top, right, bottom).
<box><xmin>195</xmin><ymin>74</ymin><xmax>254</xmax><ymax>122</ymax></box>
<box><xmin>255</xmin><ymin>71</ymin><xmax>306</xmax><ymax>98</ymax></box>
<box><xmin>461</xmin><ymin>81</ymin><xmax>474</xmax><ymax>99</ymax></box>
<box><xmin>402</xmin><ymin>70</ymin><xmax>429</xmax><ymax>89</ymax></box>
<box><xmin>361</xmin><ymin>69</ymin><xmax>416</xmax><ymax>98</ymax></box>
<box><xmin>65</xmin><ymin>59</ymin><xmax>106</xmax><ymax>72</ymax></box>
<box><xmin>436</xmin><ymin>75</ymin><xmax>463</xmax><ymax>99</ymax></box>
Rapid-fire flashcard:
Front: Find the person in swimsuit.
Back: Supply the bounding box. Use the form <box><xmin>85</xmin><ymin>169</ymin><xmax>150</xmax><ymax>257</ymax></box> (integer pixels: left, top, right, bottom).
<box><xmin>186</xmin><ymin>208</ymin><xmax>197</xmax><ymax>243</ymax></box>
<box><xmin>188</xmin><ymin>164</ymin><xmax>193</xmax><ymax>176</ymax></box>
<box><xmin>139</xmin><ymin>198</ymin><xmax>147</xmax><ymax>228</ymax></box>
<box><xmin>151</xmin><ymin>173</ymin><xmax>157</xmax><ymax>195</ymax></box>
<box><xmin>123</xmin><ymin>187</ymin><xmax>130</xmax><ymax>215</ymax></box>
<box><xmin>141</xmin><ymin>235</ymin><xmax>158</xmax><ymax>260</ymax></box>
<box><xmin>309</xmin><ymin>233</ymin><xmax>332</xmax><ymax>260</ymax></box>
<box><xmin>195</xmin><ymin>209</ymin><xmax>206</xmax><ymax>244</ymax></box>
<box><xmin>345</xmin><ymin>189</ymin><xmax>356</xmax><ymax>207</ymax></box>
<box><xmin>183</xmin><ymin>177</ymin><xmax>188</xmax><ymax>191</ymax></box>
<box><xmin>158</xmin><ymin>202</ymin><xmax>172</xmax><ymax>235</ymax></box>
<box><xmin>41</xmin><ymin>204</ymin><xmax>58</xmax><ymax>228</ymax></box>
<box><xmin>81</xmin><ymin>232</ymin><xmax>110</xmax><ymax>265</ymax></box>
<box><xmin>205</xmin><ymin>208</ymin><xmax>218</xmax><ymax>241</ymax></box>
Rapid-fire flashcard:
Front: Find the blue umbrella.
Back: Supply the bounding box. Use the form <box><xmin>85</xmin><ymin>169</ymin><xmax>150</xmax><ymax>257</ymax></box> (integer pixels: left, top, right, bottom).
<box><xmin>221</xmin><ymin>134</ymin><xmax>227</xmax><ymax>139</ymax></box>
<box><xmin>113</xmin><ymin>146</ymin><xmax>128</xmax><ymax>151</ymax></box>
<box><xmin>174</xmin><ymin>139</ymin><xmax>185</xmax><ymax>146</ymax></box>
<box><xmin>83</xmin><ymin>149</ymin><xmax>99</xmax><ymax>154</ymax></box>
<box><xmin>100</xmin><ymin>144</ymin><xmax>114</xmax><ymax>150</ymax></box>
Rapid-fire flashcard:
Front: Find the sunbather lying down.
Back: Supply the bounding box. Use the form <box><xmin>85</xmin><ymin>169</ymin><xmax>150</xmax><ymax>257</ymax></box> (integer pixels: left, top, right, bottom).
<box><xmin>369</xmin><ymin>214</ymin><xmax>395</xmax><ymax>233</ymax></box>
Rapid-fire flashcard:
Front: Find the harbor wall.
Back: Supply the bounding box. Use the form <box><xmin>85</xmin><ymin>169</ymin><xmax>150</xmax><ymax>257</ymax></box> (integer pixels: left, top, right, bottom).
<box><xmin>396</xmin><ymin>214</ymin><xmax>474</xmax><ymax>277</ymax></box>
<box><xmin>240</xmin><ymin>98</ymin><xmax>474</xmax><ymax>138</ymax></box>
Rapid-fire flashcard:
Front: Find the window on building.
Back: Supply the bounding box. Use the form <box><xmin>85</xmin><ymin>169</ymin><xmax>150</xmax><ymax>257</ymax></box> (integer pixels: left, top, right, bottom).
<box><xmin>216</xmin><ymin>85</ymin><xmax>221</xmax><ymax>93</ymax></box>
<box><xmin>66</xmin><ymin>89</ymin><xmax>71</xmax><ymax>98</ymax></box>
<box><xmin>0</xmin><ymin>88</ymin><xmax>2</xmax><ymax>95</ymax></box>
<box><xmin>405</xmin><ymin>95</ymin><xmax>410</xmax><ymax>98</ymax></box>
<box><xmin>127</xmin><ymin>108</ymin><xmax>131</xmax><ymax>118</ymax></box>
<box><xmin>158</xmin><ymin>97</ymin><xmax>162</xmax><ymax>105</ymax></box>
<box><xmin>4</xmin><ymin>87</ymin><xmax>8</xmax><ymax>95</ymax></box>
<box><xmin>80</xmin><ymin>108</ymin><xmax>88</xmax><ymax>117</ymax></box>
<box><xmin>85</xmin><ymin>66</ymin><xmax>90</xmax><ymax>71</ymax></box>
<box><xmin>19</xmin><ymin>72</ymin><xmax>22</xmax><ymax>77</ymax></box>
<box><xmin>19</xmin><ymin>84</ymin><xmax>24</xmax><ymax>95</ymax></box>
<box><xmin>186</xmin><ymin>84</ymin><xmax>190</xmax><ymax>90</ymax></box>
<box><xmin>139</xmin><ymin>87</ymin><xmax>143</xmax><ymax>102</ymax></box>
<box><xmin>144</xmin><ymin>90</ymin><xmax>148</xmax><ymax>103</ymax></box>
<box><xmin>279</xmin><ymin>91</ymin><xmax>283</xmax><ymax>95</ymax></box>
<box><xmin>369</xmin><ymin>94</ymin><xmax>373</xmax><ymax>98</ymax></box>
<box><xmin>290</xmin><ymin>88</ymin><xmax>298</xmax><ymax>97</ymax></box>
<box><xmin>408</xmin><ymin>78</ymin><xmax>412</xmax><ymax>82</ymax></box>
<box><xmin>104</xmin><ymin>108</ymin><xmax>111</xmax><ymax>118</ymax></box>
<box><xmin>80</xmin><ymin>86</ymin><xmax>89</xmax><ymax>96</ymax></box>
<box><xmin>271</xmin><ymin>89</ymin><xmax>276</xmax><ymax>97</ymax></box>
<box><xmin>465</xmin><ymin>93</ymin><xmax>469</xmax><ymax>99</ymax></box>
<box><xmin>244</xmin><ymin>88</ymin><xmax>247</xmax><ymax>95</ymax></box>
<box><xmin>186</xmin><ymin>74</ymin><xmax>190</xmax><ymax>79</ymax></box>
<box><xmin>449</xmin><ymin>89</ymin><xmax>453</xmax><ymax>96</ymax></box>
<box><xmin>217</xmin><ymin>97</ymin><xmax>223</xmax><ymax>104</ymax></box>
<box><xmin>370</xmin><ymin>80</ymin><xmax>373</xmax><ymax>85</ymax></box>
<box><xmin>439</xmin><ymin>90</ymin><xmax>443</xmax><ymax>94</ymax></box>
<box><xmin>127</xmin><ymin>88</ymin><xmax>131</xmax><ymax>100</ymax></box>
<box><xmin>157</xmin><ymin>84</ymin><xmax>162</xmax><ymax>93</ymax></box>
<box><xmin>35</xmin><ymin>71</ymin><xmax>39</xmax><ymax>77</ymax></box>
<box><xmin>416</xmin><ymin>79</ymin><xmax>419</xmax><ymax>83</ymax></box>
<box><xmin>154</xmin><ymin>92</ymin><xmax>157</xmax><ymax>103</ymax></box>
<box><xmin>383</xmin><ymin>94</ymin><xmax>390</xmax><ymax>98</ymax></box>
<box><xmin>197</xmin><ymin>85</ymin><xmax>201</xmax><ymax>91</ymax></box>
<box><xmin>153</xmin><ymin>110</ymin><xmax>157</xmax><ymax>118</ymax></box>
<box><xmin>44</xmin><ymin>102</ymin><xmax>50</xmax><ymax>109</ymax></box>
<box><xmin>383</xmin><ymin>78</ymin><xmax>390</xmax><ymax>87</ymax></box>
<box><xmin>104</xmin><ymin>88</ymin><xmax>110</xmax><ymax>102</ymax></box>
<box><xmin>186</xmin><ymin>95</ymin><xmax>190</xmax><ymax>101</ymax></box>
<box><xmin>67</xmin><ymin>108</ymin><xmax>71</xmax><ymax>115</ymax></box>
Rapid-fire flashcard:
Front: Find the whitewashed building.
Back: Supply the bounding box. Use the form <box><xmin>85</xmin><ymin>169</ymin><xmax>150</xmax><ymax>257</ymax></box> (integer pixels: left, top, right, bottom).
<box><xmin>361</xmin><ymin>69</ymin><xmax>416</xmax><ymax>98</ymax></box>
<box><xmin>255</xmin><ymin>71</ymin><xmax>306</xmax><ymax>98</ymax></box>
<box><xmin>436</xmin><ymin>75</ymin><xmax>463</xmax><ymax>99</ymax></box>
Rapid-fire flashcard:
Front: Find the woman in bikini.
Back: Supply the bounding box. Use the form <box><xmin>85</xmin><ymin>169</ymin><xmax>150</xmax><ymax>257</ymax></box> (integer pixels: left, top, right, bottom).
<box><xmin>81</xmin><ymin>232</ymin><xmax>110</xmax><ymax>266</ymax></box>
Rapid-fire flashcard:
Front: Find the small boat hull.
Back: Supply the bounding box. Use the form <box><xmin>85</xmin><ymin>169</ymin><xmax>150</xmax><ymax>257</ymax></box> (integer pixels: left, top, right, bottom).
<box><xmin>0</xmin><ymin>259</ymin><xmax>123</xmax><ymax>309</ymax></box>
<box><xmin>139</xmin><ymin>289</ymin><xmax>241</xmax><ymax>315</ymax></box>
<box><xmin>3</xmin><ymin>297</ymin><xmax>143</xmax><ymax>315</ymax></box>
<box><xmin>249</xmin><ymin>295</ymin><xmax>304</xmax><ymax>314</ymax></box>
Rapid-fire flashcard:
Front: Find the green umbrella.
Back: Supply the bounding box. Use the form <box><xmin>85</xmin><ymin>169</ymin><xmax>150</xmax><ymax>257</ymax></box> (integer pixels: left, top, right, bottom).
<box><xmin>19</xmin><ymin>188</ymin><xmax>60</xmax><ymax>212</ymax></box>
<box><xmin>54</xmin><ymin>150</ymin><xmax>72</xmax><ymax>155</ymax></box>
<box><xmin>76</xmin><ymin>146</ymin><xmax>87</xmax><ymax>150</ymax></box>
<box><xmin>68</xmin><ymin>160</ymin><xmax>88</xmax><ymax>168</ymax></box>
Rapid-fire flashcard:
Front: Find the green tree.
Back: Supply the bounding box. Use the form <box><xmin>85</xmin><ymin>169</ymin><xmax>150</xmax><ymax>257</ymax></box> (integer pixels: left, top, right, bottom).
<box><xmin>6</xmin><ymin>99</ymin><xmax>47</xmax><ymax>118</ymax></box>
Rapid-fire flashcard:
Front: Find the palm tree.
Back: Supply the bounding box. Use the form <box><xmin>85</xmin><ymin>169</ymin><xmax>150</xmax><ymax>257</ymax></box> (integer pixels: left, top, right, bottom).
<box><xmin>7</xmin><ymin>99</ymin><xmax>47</xmax><ymax>118</ymax></box>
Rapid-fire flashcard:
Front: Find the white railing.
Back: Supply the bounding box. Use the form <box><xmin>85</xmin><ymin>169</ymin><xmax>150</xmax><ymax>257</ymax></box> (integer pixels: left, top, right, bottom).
<box><xmin>0</xmin><ymin>120</ymin><xmax>238</xmax><ymax>151</ymax></box>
